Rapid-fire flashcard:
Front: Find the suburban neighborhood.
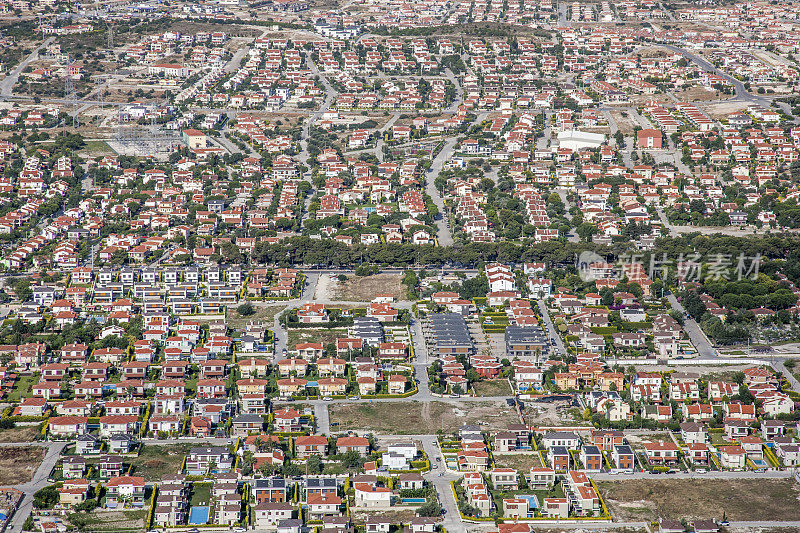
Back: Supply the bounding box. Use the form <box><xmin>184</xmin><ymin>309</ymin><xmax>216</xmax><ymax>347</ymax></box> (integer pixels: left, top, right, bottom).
<box><xmin>2</xmin><ymin>0</ymin><xmax>800</xmax><ymax>532</ymax></box>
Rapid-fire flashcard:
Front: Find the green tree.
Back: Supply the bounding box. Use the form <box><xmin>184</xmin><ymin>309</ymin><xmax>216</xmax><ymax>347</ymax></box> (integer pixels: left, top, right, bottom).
<box><xmin>33</xmin><ymin>485</ymin><xmax>59</xmax><ymax>509</ymax></box>
<box><xmin>576</xmin><ymin>222</ymin><xmax>598</xmax><ymax>242</ymax></box>
<box><xmin>237</xmin><ymin>303</ymin><xmax>255</xmax><ymax>316</ymax></box>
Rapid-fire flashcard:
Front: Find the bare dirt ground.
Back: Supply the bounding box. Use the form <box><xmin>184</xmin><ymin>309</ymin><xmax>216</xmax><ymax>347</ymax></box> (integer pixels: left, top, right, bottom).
<box><xmin>673</xmin><ymin>86</ymin><xmax>724</xmax><ymax>102</ymax></box>
<box><xmin>227</xmin><ymin>304</ymin><xmax>286</xmax><ymax>332</ymax></box>
<box><xmin>704</xmin><ymin>100</ymin><xmax>749</xmax><ymax>120</ymax></box>
<box><xmin>326</xmin><ymin>273</ymin><xmax>408</xmax><ymax>301</ymax></box>
<box><xmin>523</xmin><ymin>398</ymin><xmax>584</xmax><ymax>427</ymax></box>
<box><xmin>493</xmin><ymin>452</ymin><xmax>543</xmax><ymax>472</ymax></box>
<box><xmin>628</xmin><ymin>94</ymin><xmax>672</xmax><ymax>106</ymax></box>
<box><xmin>287</xmin><ymin>328</ymin><xmax>348</xmax><ymax>348</ymax></box>
<box><xmin>609</xmin><ymin>110</ymin><xmax>638</xmax><ymax>134</ymax></box>
<box><xmin>624</xmin><ymin>433</ymin><xmax>671</xmax><ymax>447</ymax></box>
<box><xmin>750</xmin><ymin>49</ymin><xmax>795</xmax><ymax>69</ymax></box>
<box><xmin>350</xmin><ymin>509</ymin><xmax>417</xmax><ymax>526</ymax></box>
<box><xmin>373</xmin><ymin>436</ymin><xmax>423</xmax><ymax>452</ymax></box>
<box><xmin>0</xmin><ymin>425</ymin><xmax>40</xmax><ymax>443</ymax></box>
<box><xmin>467</xmin><ymin>528</ymin><xmax>646</xmax><ymax>533</ymax></box>
<box><xmin>0</xmin><ymin>446</ymin><xmax>44</xmax><ymax>485</ymax></box>
<box><xmin>598</xmin><ymin>478</ymin><xmax>800</xmax><ymax>522</ymax></box>
<box><xmin>472</xmin><ymin>379</ymin><xmax>511</xmax><ymax>397</ymax></box>
<box><xmin>330</xmin><ymin>400</ymin><xmax>521</xmax><ymax>434</ymax></box>
<box><xmin>165</xmin><ymin>21</ymin><xmax>263</xmax><ymax>37</ymax></box>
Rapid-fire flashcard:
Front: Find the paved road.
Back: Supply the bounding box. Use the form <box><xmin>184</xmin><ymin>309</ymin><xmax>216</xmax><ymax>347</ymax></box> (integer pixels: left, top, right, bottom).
<box><xmin>425</xmin><ymin>138</ymin><xmax>457</xmax><ymax>246</ymax></box>
<box><xmin>0</xmin><ymin>37</ymin><xmax>54</xmax><ymax>98</ymax></box>
<box><xmin>661</xmin><ymin>44</ymin><xmax>773</xmax><ymax>108</ymax></box>
<box><xmin>557</xmin><ymin>1</ymin><xmax>570</xmax><ymax>26</ymax></box>
<box><xmin>8</xmin><ymin>442</ymin><xmax>66</xmax><ymax>532</ymax></box>
<box><xmin>297</xmin><ymin>56</ymin><xmax>337</xmax><ymax>168</ymax></box>
<box><xmin>771</xmin><ymin>358</ymin><xmax>800</xmax><ymax>393</ymax></box>
<box><xmin>314</xmin><ymin>402</ymin><xmax>331</xmax><ymax>435</ymax></box>
<box><xmin>538</xmin><ymin>299</ymin><xmax>565</xmax><ymax>355</ymax></box>
<box><xmin>443</xmin><ymin>68</ymin><xmax>463</xmax><ymax>112</ymax></box>
<box><xmin>666</xmin><ymin>293</ymin><xmax>717</xmax><ymax>358</ymax></box>
<box><xmin>224</xmin><ymin>43</ymin><xmax>250</xmax><ymax>75</ymax></box>
<box><xmin>656</xmin><ymin>207</ymin><xmax>677</xmax><ymax>237</ymax></box>
<box><xmin>268</xmin><ymin>272</ymin><xmax>320</xmax><ymax>364</ymax></box>
<box><xmin>418</xmin><ymin>435</ymin><xmax>462</xmax><ymax>532</ymax></box>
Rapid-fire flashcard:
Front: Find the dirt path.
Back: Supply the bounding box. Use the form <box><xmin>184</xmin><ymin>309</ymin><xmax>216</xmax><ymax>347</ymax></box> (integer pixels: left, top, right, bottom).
<box><xmin>314</xmin><ymin>272</ymin><xmax>333</xmax><ymax>300</ymax></box>
<box><xmin>421</xmin><ymin>400</ymin><xmax>431</xmax><ymax>423</ymax></box>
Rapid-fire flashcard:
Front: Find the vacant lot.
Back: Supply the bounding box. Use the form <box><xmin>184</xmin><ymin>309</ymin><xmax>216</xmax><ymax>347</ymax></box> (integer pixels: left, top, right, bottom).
<box><xmin>472</xmin><ymin>379</ymin><xmax>511</xmax><ymax>397</ymax></box>
<box><xmin>523</xmin><ymin>398</ymin><xmax>583</xmax><ymax>427</ymax></box>
<box><xmin>493</xmin><ymin>452</ymin><xmax>542</xmax><ymax>472</ymax></box>
<box><xmin>68</xmin><ymin>509</ymin><xmax>147</xmax><ymax>532</ymax></box>
<box><xmin>705</xmin><ymin>100</ymin><xmax>748</xmax><ymax>120</ymax></box>
<box><xmin>469</xmin><ymin>528</ymin><xmax>646</xmax><ymax>533</ymax></box>
<box><xmin>0</xmin><ymin>446</ymin><xmax>44</xmax><ymax>485</ymax></box>
<box><xmin>79</xmin><ymin>140</ymin><xmax>116</xmax><ymax>157</ymax></box>
<box><xmin>330</xmin><ymin>401</ymin><xmax>520</xmax><ymax>434</ymax></box>
<box><xmin>227</xmin><ymin>304</ymin><xmax>286</xmax><ymax>332</ymax></box>
<box><xmin>609</xmin><ymin>110</ymin><xmax>638</xmax><ymax>134</ymax></box>
<box><xmin>0</xmin><ymin>424</ymin><xmax>40</xmax><ymax>443</ymax></box>
<box><xmin>673</xmin><ymin>86</ymin><xmax>721</xmax><ymax>102</ymax></box>
<box><xmin>332</xmin><ymin>273</ymin><xmax>408</xmax><ymax>301</ymax></box>
<box><xmin>625</xmin><ymin>433</ymin><xmax>672</xmax><ymax>446</ymax></box>
<box><xmin>350</xmin><ymin>509</ymin><xmax>418</xmax><ymax>525</ymax></box>
<box><xmin>287</xmin><ymin>328</ymin><xmax>348</xmax><ymax>349</ymax></box>
<box><xmin>598</xmin><ymin>479</ymin><xmax>800</xmax><ymax>522</ymax></box>
<box><xmin>129</xmin><ymin>443</ymin><xmax>193</xmax><ymax>480</ymax></box>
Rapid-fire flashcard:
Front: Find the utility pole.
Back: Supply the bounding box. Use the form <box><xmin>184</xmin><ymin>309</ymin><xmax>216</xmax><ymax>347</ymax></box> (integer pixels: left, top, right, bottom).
<box><xmin>65</xmin><ymin>63</ymin><xmax>78</xmax><ymax>128</ymax></box>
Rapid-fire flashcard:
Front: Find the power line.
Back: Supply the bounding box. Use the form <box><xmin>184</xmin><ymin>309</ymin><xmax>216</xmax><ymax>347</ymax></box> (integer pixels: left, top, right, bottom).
<box><xmin>64</xmin><ymin>62</ymin><xmax>78</xmax><ymax>128</ymax></box>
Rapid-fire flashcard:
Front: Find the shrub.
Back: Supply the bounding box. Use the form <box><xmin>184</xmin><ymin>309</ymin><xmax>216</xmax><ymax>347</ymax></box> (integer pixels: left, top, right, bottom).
<box><xmin>237</xmin><ymin>303</ymin><xmax>255</xmax><ymax>316</ymax></box>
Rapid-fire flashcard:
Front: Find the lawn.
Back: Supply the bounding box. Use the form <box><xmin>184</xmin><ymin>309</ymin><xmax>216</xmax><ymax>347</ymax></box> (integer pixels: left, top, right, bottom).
<box><xmin>329</xmin><ymin>400</ymin><xmax>520</xmax><ymax>434</ymax></box>
<box><xmin>80</xmin><ymin>140</ymin><xmax>115</xmax><ymax>155</ymax></box>
<box><xmin>5</xmin><ymin>374</ymin><xmax>38</xmax><ymax>402</ymax></box>
<box><xmin>129</xmin><ymin>443</ymin><xmax>193</xmax><ymax>481</ymax></box>
<box><xmin>598</xmin><ymin>478</ymin><xmax>800</xmax><ymax>522</ymax></box>
<box><xmin>490</xmin><ymin>484</ymin><xmax>565</xmax><ymax>513</ymax></box>
<box><xmin>709</xmin><ymin>431</ymin><xmax>736</xmax><ymax>446</ymax></box>
<box><xmin>472</xmin><ymin>379</ymin><xmax>511</xmax><ymax>397</ymax></box>
<box><xmin>0</xmin><ymin>424</ymin><xmax>40</xmax><ymax>443</ymax></box>
<box><xmin>0</xmin><ymin>446</ymin><xmax>45</xmax><ymax>485</ymax></box>
<box><xmin>492</xmin><ymin>452</ymin><xmax>542</xmax><ymax>472</ymax></box>
<box><xmin>190</xmin><ymin>483</ymin><xmax>212</xmax><ymax>506</ymax></box>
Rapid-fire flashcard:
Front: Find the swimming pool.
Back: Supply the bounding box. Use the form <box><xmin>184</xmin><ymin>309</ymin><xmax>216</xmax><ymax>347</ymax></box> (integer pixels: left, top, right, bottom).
<box><xmin>517</xmin><ymin>495</ymin><xmax>540</xmax><ymax>509</ymax></box>
<box><xmin>188</xmin><ymin>506</ymin><xmax>210</xmax><ymax>524</ymax></box>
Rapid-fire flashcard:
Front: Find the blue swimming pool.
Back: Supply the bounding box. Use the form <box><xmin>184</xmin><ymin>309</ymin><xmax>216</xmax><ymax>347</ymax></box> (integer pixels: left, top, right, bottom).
<box><xmin>402</xmin><ymin>498</ymin><xmax>427</xmax><ymax>504</ymax></box>
<box><xmin>188</xmin><ymin>506</ymin><xmax>210</xmax><ymax>524</ymax></box>
<box><xmin>517</xmin><ymin>495</ymin><xmax>540</xmax><ymax>509</ymax></box>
